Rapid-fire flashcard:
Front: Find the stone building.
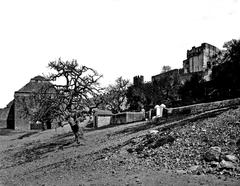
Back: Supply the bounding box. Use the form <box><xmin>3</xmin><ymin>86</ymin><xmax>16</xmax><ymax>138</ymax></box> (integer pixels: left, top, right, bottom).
<box><xmin>152</xmin><ymin>69</ymin><xmax>184</xmax><ymax>83</ymax></box>
<box><xmin>183</xmin><ymin>43</ymin><xmax>220</xmax><ymax>74</ymax></box>
<box><xmin>92</xmin><ymin>109</ymin><xmax>113</xmax><ymax>128</ymax></box>
<box><xmin>14</xmin><ymin>75</ymin><xmax>52</xmax><ymax>130</ymax></box>
<box><xmin>0</xmin><ymin>75</ymin><xmax>51</xmax><ymax>130</ymax></box>
<box><xmin>0</xmin><ymin>101</ymin><xmax>14</xmax><ymax>129</ymax></box>
<box><xmin>152</xmin><ymin>68</ymin><xmax>196</xmax><ymax>85</ymax></box>
<box><xmin>133</xmin><ymin>75</ymin><xmax>144</xmax><ymax>86</ymax></box>
<box><xmin>152</xmin><ymin>43</ymin><xmax>221</xmax><ymax>83</ymax></box>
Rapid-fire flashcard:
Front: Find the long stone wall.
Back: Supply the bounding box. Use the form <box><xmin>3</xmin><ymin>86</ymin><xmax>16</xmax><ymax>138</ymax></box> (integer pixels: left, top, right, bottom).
<box><xmin>111</xmin><ymin>112</ymin><xmax>145</xmax><ymax>125</ymax></box>
<box><xmin>168</xmin><ymin>98</ymin><xmax>240</xmax><ymax>116</ymax></box>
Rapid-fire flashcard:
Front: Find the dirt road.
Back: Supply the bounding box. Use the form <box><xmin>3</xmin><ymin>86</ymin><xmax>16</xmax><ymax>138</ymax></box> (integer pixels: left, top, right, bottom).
<box><xmin>0</xmin><ymin>110</ymin><xmax>240</xmax><ymax>186</ymax></box>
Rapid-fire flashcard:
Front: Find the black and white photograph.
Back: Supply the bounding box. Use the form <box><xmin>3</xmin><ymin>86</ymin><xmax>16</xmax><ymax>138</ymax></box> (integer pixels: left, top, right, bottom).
<box><xmin>0</xmin><ymin>0</ymin><xmax>240</xmax><ymax>185</ymax></box>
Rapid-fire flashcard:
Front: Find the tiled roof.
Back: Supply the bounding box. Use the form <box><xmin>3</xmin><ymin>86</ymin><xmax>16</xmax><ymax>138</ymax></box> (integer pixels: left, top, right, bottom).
<box><xmin>30</xmin><ymin>75</ymin><xmax>47</xmax><ymax>81</ymax></box>
<box><xmin>16</xmin><ymin>81</ymin><xmax>49</xmax><ymax>93</ymax></box>
<box><xmin>16</xmin><ymin>76</ymin><xmax>51</xmax><ymax>93</ymax></box>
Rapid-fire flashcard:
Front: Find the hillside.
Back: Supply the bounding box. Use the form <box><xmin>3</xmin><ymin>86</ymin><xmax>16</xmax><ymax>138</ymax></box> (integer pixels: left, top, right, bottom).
<box><xmin>0</xmin><ymin>107</ymin><xmax>240</xmax><ymax>186</ymax></box>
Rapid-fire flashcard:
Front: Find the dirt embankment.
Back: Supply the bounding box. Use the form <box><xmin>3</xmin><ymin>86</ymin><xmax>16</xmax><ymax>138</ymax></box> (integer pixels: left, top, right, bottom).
<box><xmin>0</xmin><ymin>108</ymin><xmax>240</xmax><ymax>185</ymax></box>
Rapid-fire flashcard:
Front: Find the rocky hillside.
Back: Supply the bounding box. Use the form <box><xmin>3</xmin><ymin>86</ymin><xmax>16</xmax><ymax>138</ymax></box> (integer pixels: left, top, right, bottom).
<box><xmin>120</xmin><ymin>108</ymin><xmax>240</xmax><ymax>178</ymax></box>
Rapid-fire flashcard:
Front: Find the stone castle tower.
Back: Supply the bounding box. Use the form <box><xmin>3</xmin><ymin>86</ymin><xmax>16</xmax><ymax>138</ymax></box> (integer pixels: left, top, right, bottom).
<box><xmin>133</xmin><ymin>75</ymin><xmax>144</xmax><ymax>86</ymax></box>
<box><xmin>183</xmin><ymin>43</ymin><xmax>220</xmax><ymax>74</ymax></box>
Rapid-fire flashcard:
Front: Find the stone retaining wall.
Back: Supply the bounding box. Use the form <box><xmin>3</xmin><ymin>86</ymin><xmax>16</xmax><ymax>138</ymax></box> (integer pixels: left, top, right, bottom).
<box><xmin>168</xmin><ymin>98</ymin><xmax>240</xmax><ymax>116</ymax></box>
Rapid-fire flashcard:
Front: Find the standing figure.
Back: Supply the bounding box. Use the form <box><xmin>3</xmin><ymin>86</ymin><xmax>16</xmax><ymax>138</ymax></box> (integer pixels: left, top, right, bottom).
<box><xmin>154</xmin><ymin>105</ymin><xmax>160</xmax><ymax>117</ymax></box>
<box><xmin>66</xmin><ymin>113</ymin><xmax>84</xmax><ymax>144</ymax></box>
<box><xmin>159</xmin><ymin>103</ymin><xmax>166</xmax><ymax>117</ymax></box>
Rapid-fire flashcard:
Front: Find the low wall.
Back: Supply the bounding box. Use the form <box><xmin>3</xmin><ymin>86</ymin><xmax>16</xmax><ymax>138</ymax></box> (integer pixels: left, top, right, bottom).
<box><xmin>30</xmin><ymin>123</ymin><xmax>43</xmax><ymax>130</ymax></box>
<box><xmin>94</xmin><ymin>115</ymin><xmax>112</xmax><ymax>128</ymax></box>
<box><xmin>168</xmin><ymin>98</ymin><xmax>240</xmax><ymax>116</ymax></box>
<box><xmin>0</xmin><ymin>120</ymin><xmax>6</xmax><ymax>128</ymax></box>
<box><xmin>111</xmin><ymin>112</ymin><xmax>145</xmax><ymax>125</ymax></box>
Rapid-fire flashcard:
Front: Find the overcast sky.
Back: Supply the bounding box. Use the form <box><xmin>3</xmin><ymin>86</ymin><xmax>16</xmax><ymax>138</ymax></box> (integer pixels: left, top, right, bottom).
<box><xmin>0</xmin><ymin>0</ymin><xmax>240</xmax><ymax>108</ymax></box>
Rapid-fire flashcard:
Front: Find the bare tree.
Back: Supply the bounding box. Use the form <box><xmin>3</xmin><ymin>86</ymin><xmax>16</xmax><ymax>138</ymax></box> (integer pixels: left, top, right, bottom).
<box><xmin>21</xmin><ymin>58</ymin><xmax>102</xmax><ymax>142</ymax></box>
<box><xmin>47</xmin><ymin>58</ymin><xmax>102</xmax><ymax>115</ymax></box>
<box><xmin>104</xmin><ymin>77</ymin><xmax>130</xmax><ymax>113</ymax></box>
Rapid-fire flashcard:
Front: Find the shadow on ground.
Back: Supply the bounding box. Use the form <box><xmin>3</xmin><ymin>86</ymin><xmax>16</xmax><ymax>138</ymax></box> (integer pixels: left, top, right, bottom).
<box><xmin>1</xmin><ymin>135</ymin><xmax>83</xmax><ymax>169</ymax></box>
<box><xmin>0</xmin><ymin>128</ymin><xmax>25</xmax><ymax>136</ymax></box>
<box><xmin>17</xmin><ymin>131</ymin><xmax>39</xmax><ymax>139</ymax></box>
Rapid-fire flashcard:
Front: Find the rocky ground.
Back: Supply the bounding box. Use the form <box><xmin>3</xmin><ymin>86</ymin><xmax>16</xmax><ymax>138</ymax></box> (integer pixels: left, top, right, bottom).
<box><xmin>122</xmin><ymin>109</ymin><xmax>240</xmax><ymax>177</ymax></box>
<box><xmin>0</xmin><ymin>108</ymin><xmax>240</xmax><ymax>185</ymax></box>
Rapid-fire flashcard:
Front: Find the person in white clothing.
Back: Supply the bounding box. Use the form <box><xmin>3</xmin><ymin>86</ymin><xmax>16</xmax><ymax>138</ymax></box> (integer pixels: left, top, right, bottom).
<box><xmin>159</xmin><ymin>103</ymin><xmax>166</xmax><ymax>117</ymax></box>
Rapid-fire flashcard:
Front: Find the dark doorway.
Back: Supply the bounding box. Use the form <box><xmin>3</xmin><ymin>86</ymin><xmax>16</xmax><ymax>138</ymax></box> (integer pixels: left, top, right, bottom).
<box><xmin>46</xmin><ymin>120</ymin><xmax>51</xmax><ymax>129</ymax></box>
<box><xmin>7</xmin><ymin>102</ymin><xmax>15</xmax><ymax>129</ymax></box>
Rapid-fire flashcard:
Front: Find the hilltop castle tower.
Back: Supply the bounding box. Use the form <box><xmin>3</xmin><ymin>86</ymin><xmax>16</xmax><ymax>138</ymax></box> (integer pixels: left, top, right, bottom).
<box><xmin>183</xmin><ymin>43</ymin><xmax>220</xmax><ymax>74</ymax></box>
<box><xmin>133</xmin><ymin>75</ymin><xmax>144</xmax><ymax>86</ymax></box>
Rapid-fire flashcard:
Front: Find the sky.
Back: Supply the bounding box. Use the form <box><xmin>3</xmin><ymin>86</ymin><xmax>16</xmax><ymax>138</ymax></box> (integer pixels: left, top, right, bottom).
<box><xmin>0</xmin><ymin>0</ymin><xmax>240</xmax><ymax>108</ymax></box>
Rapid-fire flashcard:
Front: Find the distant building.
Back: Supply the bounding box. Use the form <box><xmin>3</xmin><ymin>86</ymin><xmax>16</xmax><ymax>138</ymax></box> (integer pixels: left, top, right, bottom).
<box><xmin>0</xmin><ymin>75</ymin><xmax>52</xmax><ymax>130</ymax></box>
<box><xmin>14</xmin><ymin>75</ymin><xmax>52</xmax><ymax>130</ymax></box>
<box><xmin>92</xmin><ymin>108</ymin><xmax>113</xmax><ymax>128</ymax></box>
<box><xmin>152</xmin><ymin>69</ymin><xmax>186</xmax><ymax>84</ymax></box>
<box><xmin>183</xmin><ymin>43</ymin><xmax>220</xmax><ymax>74</ymax></box>
<box><xmin>133</xmin><ymin>75</ymin><xmax>144</xmax><ymax>86</ymax></box>
<box><xmin>152</xmin><ymin>43</ymin><xmax>221</xmax><ymax>83</ymax></box>
<box><xmin>0</xmin><ymin>101</ymin><xmax>14</xmax><ymax>129</ymax></box>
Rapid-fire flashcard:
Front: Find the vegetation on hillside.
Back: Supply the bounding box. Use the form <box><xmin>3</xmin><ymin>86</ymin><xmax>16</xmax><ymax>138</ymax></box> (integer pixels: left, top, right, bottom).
<box><xmin>127</xmin><ymin>38</ymin><xmax>240</xmax><ymax>110</ymax></box>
